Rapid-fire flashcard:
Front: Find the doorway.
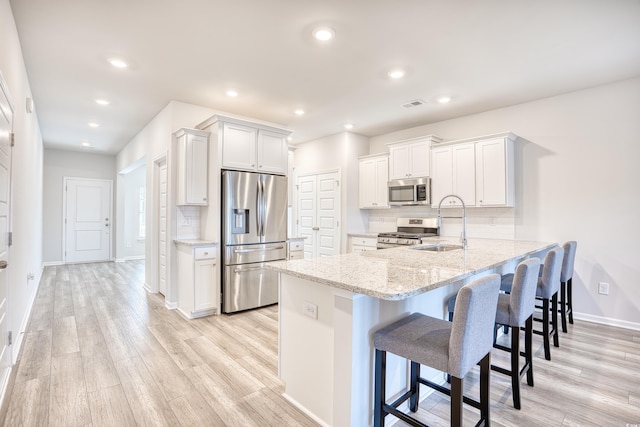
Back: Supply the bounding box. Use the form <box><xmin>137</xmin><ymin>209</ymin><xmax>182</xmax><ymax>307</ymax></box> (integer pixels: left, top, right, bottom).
<box><xmin>297</xmin><ymin>170</ymin><xmax>341</xmax><ymax>258</ymax></box>
<box><xmin>63</xmin><ymin>177</ymin><xmax>112</xmax><ymax>263</ymax></box>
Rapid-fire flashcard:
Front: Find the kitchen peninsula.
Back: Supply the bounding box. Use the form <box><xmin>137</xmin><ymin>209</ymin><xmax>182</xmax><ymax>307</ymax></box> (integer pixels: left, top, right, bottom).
<box><xmin>268</xmin><ymin>238</ymin><xmax>555</xmax><ymax>427</ymax></box>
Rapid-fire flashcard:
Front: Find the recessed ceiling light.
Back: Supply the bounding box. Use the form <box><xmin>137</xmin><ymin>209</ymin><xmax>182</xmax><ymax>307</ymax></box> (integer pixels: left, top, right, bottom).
<box><xmin>437</xmin><ymin>96</ymin><xmax>452</xmax><ymax>104</ymax></box>
<box><xmin>344</xmin><ymin>123</ymin><xmax>354</xmax><ymax>130</ymax></box>
<box><xmin>108</xmin><ymin>58</ymin><xmax>128</xmax><ymax>68</ymax></box>
<box><xmin>387</xmin><ymin>69</ymin><xmax>405</xmax><ymax>79</ymax></box>
<box><xmin>81</xmin><ymin>141</ymin><xmax>92</xmax><ymax>148</ymax></box>
<box><xmin>95</xmin><ymin>99</ymin><xmax>110</xmax><ymax>106</ymax></box>
<box><xmin>313</xmin><ymin>27</ymin><xmax>335</xmax><ymax>41</ymax></box>
<box><xmin>88</xmin><ymin>122</ymin><xmax>100</xmax><ymax>128</ymax></box>
<box><xmin>294</xmin><ymin>109</ymin><xmax>305</xmax><ymax>116</ymax></box>
<box><xmin>226</xmin><ymin>90</ymin><xmax>238</xmax><ymax>97</ymax></box>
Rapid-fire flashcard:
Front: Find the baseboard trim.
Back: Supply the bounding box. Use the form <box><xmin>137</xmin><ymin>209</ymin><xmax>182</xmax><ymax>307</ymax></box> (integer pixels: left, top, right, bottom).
<box><xmin>42</xmin><ymin>261</ymin><xmax>63</xmax><ymax>267</ymax></box>
<box><xmin>574</xmin><ymin>312</ymin><xmax>640</xmax><ymax>331</ymax></box>
<box><xmin>115</xmin><ymin>256</ymin><xmax>145</xmax><ymax>263</ymax></box>
<box><xmin>281</xmin><ymin>393</ymin><xmax>331</xmax><ymax>427</ymax></box>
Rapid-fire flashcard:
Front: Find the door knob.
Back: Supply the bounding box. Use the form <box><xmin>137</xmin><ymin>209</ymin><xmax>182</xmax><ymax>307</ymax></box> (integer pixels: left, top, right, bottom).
<box><xmin>0</xmin><ymin>260</ymin><xmax>7</xmax><ymax>269</ymax></box>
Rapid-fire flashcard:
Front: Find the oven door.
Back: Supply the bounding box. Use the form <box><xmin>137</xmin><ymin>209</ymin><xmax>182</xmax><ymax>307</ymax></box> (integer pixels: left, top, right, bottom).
<box><xmin>376</xmin><ymin>242</ymin><xmax>400</xmax><ymax>249</ymax></box>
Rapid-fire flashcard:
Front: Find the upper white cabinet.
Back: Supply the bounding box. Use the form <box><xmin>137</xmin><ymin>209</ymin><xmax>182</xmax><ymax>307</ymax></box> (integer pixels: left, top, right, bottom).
<box><xmin>388</xmin><ymin>135</ymin><xmax>442</xmax><ymax>180</ymax></box>
<box><xmin>430</xmin><ymin>132</ymin><xmax>516</xmax><ymax>208</ymax></box>
<box><xmin>475</xmin><ymin>135</ymin><xmax>515</xmax><ymax>207</ymax></box>
<box><xmin>359</xmin><ymin>154</ymin><xmax>389</xmax><ymax>208</ymax></box>
<box><xmin>222</xmin><ymin>122</ymin><xmax>288</xmax><ymax>175</ymax></box>
<box><xmin>431</xmin><ymin>142</ymin><xmax>476</xmax><ymax>208</ymax></box>
<box><xmin>175</xmin><ymin>128</ymin><xmax>209</xmax><ymax>206</ymax></box>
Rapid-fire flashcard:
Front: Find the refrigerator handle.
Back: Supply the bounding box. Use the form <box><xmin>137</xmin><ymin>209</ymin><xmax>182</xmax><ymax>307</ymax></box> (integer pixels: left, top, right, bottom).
<box><xmin>258</xmin><ymin>178</ymin><xmax>264</xmax><ymax>237</ymax></box>
<box><xmin>256</xmin><ymin>179</ymin><xmax>261</xmax><ymax>237</ymax></box>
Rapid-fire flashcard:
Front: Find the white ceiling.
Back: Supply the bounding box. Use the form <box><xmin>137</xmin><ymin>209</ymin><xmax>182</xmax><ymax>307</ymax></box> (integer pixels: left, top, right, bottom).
<box><xmin>9</xmin><ymin>0</ymin><xmax>640</xmax><ymax>155</ymax></box>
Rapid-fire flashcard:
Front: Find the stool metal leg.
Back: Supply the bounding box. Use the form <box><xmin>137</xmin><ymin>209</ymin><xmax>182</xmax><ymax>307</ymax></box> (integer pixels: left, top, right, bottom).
<box><xmin>374</xmin><ymin>349</ymin><xmax>386</xmax><ymax>427</ymax></box>
<box><xmin>409</xmin><ymin>361</ymin><xmax>420</xmax><ymax>412</ymax></box>
<box><xmin>510</xmin><ymin>326</ymin><xmax>521</xmax><ymax>410</ymax></box>
<box><xmin>551</xmin><ymin>292</ymin><xmax>560</xmax><ymax>348</ymax></box>
<box><xmin>567</xmin><ymin>278</ymin><xmax>574</xmax><ymax>324</ymax></box>
<box><xmin>524</xmin><ymin>316</ymin><xmax>534</xmax><ymax>387</ymax></box>
<box><xmin>560</xmin><ymin>281</ymin><xmax>568</xmax><ymax>333</ymax></box>
<box><xmin>450</xmin><ymin>376</ymin><xmax>464</xmax><ymax>427</ymax></box>
<box><xmin>479</xmin><ymin>353</ymin><xmax>491</xmax><ymax>426</ymax></box>
<box><xmin>542</xmin><ymin>298</ymin><xmax>551</xmax><ymax>360</ymax></box>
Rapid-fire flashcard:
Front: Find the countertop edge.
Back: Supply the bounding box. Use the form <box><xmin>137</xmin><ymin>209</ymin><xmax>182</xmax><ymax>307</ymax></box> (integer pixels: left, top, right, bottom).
<box><xmin>174</xmin><ymin>239</ymin><xmax>218</xmax><ymax>247</ymax></box>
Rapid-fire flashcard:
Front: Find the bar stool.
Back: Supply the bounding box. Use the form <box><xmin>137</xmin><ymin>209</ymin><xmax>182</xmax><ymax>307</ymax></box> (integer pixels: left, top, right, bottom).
<box><xmin>373</xmin><ymin>275</ymin><xmax>500</xmax><ymax>427</ymax></box>
<box><xmin>500</xmin><ymin>245</ymin><xmax>564</xmax><ymax>361</ymax></box>
<box><xmin>559</xmin><ymin>241</ymin><xmax>577</xmax><ymax>332</ymax></box>
<box><xmin>492</xmin><ymin>257</ymin><xmax>541</xmax><ymax>410</ymax></box>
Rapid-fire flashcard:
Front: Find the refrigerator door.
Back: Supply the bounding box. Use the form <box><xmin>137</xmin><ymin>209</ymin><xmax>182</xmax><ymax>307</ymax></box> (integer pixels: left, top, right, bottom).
<box><xmin>223</xmin><ymin>171</ymin><xmax>260</xmax><ymax>246</ymax></box>
<box><xmin>260</xmin><ymin>174</ymin><xmax>288</xmax><ymax>243</ymax></box>
<box><xmin>224</xmin><ymin>242</ymin><xmax>286</xmax><ymax>266</ymax></box>
<box><xmin>224</xmin><ymin>262</ymin><xmax>279</xmax><ymax>313</ymax></box>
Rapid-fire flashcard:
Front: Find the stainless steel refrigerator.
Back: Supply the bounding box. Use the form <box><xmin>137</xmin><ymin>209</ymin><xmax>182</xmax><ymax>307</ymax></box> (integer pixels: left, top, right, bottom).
<box><xmin>222</xmin><ymin>170</ymin><xmax>287</xmax><ymax>313</ymax></box>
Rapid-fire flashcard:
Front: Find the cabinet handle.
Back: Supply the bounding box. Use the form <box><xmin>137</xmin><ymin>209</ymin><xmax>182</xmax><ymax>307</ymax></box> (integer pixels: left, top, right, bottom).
<box><xmin>312</xmin><ymin>227</ymin><xmax>320</xmax><ymax>231</ymax></box>
<box><xmin>202</xmin><ymin>197</ymin><xmax>207</xmax><ymax>201</ymax></box>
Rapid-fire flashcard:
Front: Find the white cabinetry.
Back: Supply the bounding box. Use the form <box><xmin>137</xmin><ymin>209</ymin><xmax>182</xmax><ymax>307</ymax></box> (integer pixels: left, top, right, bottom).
<box><xmin>177</xmin><ymin>244</ymin><xmax>219</xmax><ymax>318</ymax></box>
<box><xmin>175</xmin><ymin>128</ymin><xmax>209</xmax><ymax>206</ymax></box>
<box><xmin>431</xmin><ymin>142</ymin><xmax>476</xmax><ymax>208</ymax></box>
<box><xmin>388</xmin><ymin>135</ymin><xmax>442</xmax><ymax>180</ymax></box>
<box><xmin>288</xmin><ymin>239</ymin><xmax>305</xmax><ymax>260</ymax></box>
<box><xmin>349</xmin><ymin>236</ymin><xmax>378</xmax><ymax>253</ymax></box>
<box><xmin>359</xmin><ymin>154</ymin><xmax>389</xmax><ymax>208</ymax></box>
<box><xmin>222</xmin><ymin>122</ymin><xmax>288</xmax><ymax>175</ymax></box>
<box><xmin>475</xmin><ymin>135</ymin><xmax>515</xmax><ymax>207</ymax></box>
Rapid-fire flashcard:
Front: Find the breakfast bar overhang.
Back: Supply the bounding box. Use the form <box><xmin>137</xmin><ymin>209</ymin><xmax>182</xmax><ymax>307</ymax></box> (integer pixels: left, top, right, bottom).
<box><xmin>268</xmin><ymin>238</ymin><xmax>555</xmax><ymax>427</ymax></box>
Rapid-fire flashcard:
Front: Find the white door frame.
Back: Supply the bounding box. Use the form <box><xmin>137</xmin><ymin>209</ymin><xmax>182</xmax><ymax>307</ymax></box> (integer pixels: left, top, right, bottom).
<box><xmin>62</xmin><ymin>177</ymin><xmax>113</xmax><ymax>263</ymax></box>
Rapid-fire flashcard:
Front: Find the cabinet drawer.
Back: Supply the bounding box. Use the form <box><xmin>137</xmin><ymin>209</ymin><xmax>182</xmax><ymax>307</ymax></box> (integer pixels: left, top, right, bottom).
<box><xmin>194</xmin><ymin>246</ymin><xmax>216</xmax><ymax>260</ymax></box>
<box><xmin>352</xmin><ymin>237</ymin><xmax>377</xmax><ymax>247</ymax></box>
<box><xmin>289</xmin><ymin>251</ymin><xmax>304</xmax><ymax>260</ymax></box>
<box><xmin>289</xmin><ymin>240</ymin><xmax>304</xmax><ymax>251</ymax></box>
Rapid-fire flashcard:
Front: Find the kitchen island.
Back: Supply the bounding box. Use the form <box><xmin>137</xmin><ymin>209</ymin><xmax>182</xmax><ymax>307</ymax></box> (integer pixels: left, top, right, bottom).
<box><xmin>268</xmin><ymin>238</ymin><xmax>555</xmax><ymax>427</ymax></box>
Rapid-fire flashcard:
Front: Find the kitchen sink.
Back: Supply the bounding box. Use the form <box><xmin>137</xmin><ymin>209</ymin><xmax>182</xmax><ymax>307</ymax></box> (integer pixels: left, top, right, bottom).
<box><xmin>411</xmin><ymin>244</ymin><xmax>464</xmax><ymax>252</ymax></box>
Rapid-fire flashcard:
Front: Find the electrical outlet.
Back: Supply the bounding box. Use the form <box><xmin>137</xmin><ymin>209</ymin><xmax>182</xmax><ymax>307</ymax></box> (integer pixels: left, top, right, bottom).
<box><xmin>27</xmin><ymin>272</ymin><xmax>35</xmax><ymax>280</ymax></box>
<box><xmin>598</xmin><ymin>282</ymin><xmax>609</xmax><ymax>295</ymax></box>
<box><xmin>126</xmin><ymin>241</ymin><xmax>132</xmax><ymax>248</ymax></box>
<box><xmin>303</xmin><ymin>301</ymin><xmax>318</xmax><ymax>319</ymax></box>
<box><xmin>182</xmin><ymin>216</ymin><xmax>191</xmax><ymax>226</ymax></box>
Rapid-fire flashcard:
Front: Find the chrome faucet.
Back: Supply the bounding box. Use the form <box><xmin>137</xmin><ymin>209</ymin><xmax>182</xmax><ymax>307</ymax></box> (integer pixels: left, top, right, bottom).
<box><xmin>437</xmin><ymin>194</ymin><xmax>467</xmax><ymax>249</ymax></box>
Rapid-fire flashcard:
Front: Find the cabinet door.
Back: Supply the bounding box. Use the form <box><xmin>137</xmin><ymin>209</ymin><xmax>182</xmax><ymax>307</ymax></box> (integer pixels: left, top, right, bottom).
<box><xmin>430</xmin><ymin>146</ymin><xmax>453</xmax><ymax>207</ymax></box>
<box><xmin>452</xmin><ymin>143</ymin><xmax>475</xmax><ymax>207</ymax></box>
<box><xmin>194</xmin><ymin>258</ymin><xmax>218</xmax><ymax>312</ymax></box>
<box><xmin>374</xmin><ymin>156</ymin><xmax>389</xmax><ymax>207</ymax></box>
<box><xmin>257</xmin><ymin>130</ymin><xmax>288</xmax><ymax>175</ymax></box>
<box><xmin>389</xmin><ymin>145</ymin><xmax>410</xmax><ymax>179</ymax></box>
<box><xmin>185</xmin><ymin>135</ymin><xmax>209</xmax><ymax>204</ymax></box>
<box><xmin>222</xmin><ymin>123</ymin><xmax>257</xmax><ymax>171</ymax></box>
<box><xmin>408</xmin><ymin>141</ymin><xmax>430</xmax><ymax>178</ymax></box>
<box><xmin>476</xmin><ymin>138</ymin><xmax>509</xmax><ymax>206</ymax></box>
<box><xmin>359</xmin><ymin>159</ymin><xmax>376</xmax><ymax>208</ymax></box>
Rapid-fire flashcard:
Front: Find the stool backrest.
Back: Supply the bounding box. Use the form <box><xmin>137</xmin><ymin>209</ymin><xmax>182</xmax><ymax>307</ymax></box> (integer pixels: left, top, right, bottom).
<box><xmin>449</xmin><ymin>274</ymin><xmax>500</xmax><ymax>378</ymax></box>
<box><xmin>539</xmin><ymin>246</ymin><xmax>564</xmax><ymax>299</ymax></box>
<box><xmin>508</xmin><ymin>258</ymin><xmax>541</xmax><ymax>325</ymax></box>
<box><xmin>561</xmin><ymin>241</ymin><xmax>577</xmax><ymax>282</ymax></box>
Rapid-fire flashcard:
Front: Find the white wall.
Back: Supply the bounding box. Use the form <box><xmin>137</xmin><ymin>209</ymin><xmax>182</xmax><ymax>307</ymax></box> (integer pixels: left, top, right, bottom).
<box><xmin>293</xmin><ymin>132</ymin><xmax>370</xmax><ymax>252</ymax></box>
<box><xmin>42</xmin><ymin>149</ymin><xmax>116</xmax><ymax>264</ymax></box>
<box><xmin>116</xmin><ymin>163</ymin><xmax>146</xmax><ymax>261</ymax></box>
<box><xmin>370</xmin><ymin>77</ymin><xmax>640</xmax><ymax>328</ymax></box>
<box><xmin>1</xmin><ymin>0</ymin><xmax>44</xmax><ymax>367</ymax></box>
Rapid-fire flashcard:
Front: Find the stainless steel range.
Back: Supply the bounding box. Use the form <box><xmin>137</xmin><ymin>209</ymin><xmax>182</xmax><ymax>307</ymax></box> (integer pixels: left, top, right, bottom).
<box><xmin>377</xmin><ymin>217</ymin><xmax>439</xmax><ymax>249</ymax></box>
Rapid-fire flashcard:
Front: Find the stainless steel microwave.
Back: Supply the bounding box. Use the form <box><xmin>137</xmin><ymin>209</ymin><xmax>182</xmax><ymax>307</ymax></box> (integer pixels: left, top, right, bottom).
<box><xmin>388</xmin><ymin>177</ymin><xmax>430</xmax><ymax>206</ymax></box>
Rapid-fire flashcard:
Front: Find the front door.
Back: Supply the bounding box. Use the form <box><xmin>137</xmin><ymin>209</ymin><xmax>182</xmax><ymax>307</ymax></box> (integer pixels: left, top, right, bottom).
<box><xmin>0</xmin><ymin>74</ymin><xmax>14</xmax><ymax>388</ymax></box>
<box><xmin>64</xmin><ymin>178</ymin><xmax>112</xmax><ymax>263</ymax></box>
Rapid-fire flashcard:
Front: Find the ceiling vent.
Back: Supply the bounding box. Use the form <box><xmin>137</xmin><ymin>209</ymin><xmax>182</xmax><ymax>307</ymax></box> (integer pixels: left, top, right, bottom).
<box><xmin>402</xmin><ymin>99</ymin><xmax>426</xmax><ymax>108</ymax></box>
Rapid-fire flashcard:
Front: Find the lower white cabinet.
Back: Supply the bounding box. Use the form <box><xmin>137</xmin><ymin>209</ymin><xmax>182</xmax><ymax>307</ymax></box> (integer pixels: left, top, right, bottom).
<box><xmin>177</xmin><ymin>244</ymin><xmax>219</xmax><ymax>318</ymax></box>
<box><xmin>288</xmin><ymin>239</ymin><xmax>305</xmax><ymax>260</ymax></box>
<box><xmin>349</xmin><ymin>236</ymin><xmax>378</xmax><ymax>253</ymax></box>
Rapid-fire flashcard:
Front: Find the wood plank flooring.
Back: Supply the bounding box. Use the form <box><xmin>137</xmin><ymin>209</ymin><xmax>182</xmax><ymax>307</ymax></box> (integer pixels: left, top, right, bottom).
<box><xmin>1</xmin><ymin>260</ymin><xmax>639</xmax><ymax>426</ymax></box>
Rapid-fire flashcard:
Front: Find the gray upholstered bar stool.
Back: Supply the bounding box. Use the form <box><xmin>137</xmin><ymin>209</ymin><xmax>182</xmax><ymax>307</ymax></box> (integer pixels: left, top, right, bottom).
<box><xmin>492</xmin><ymin>257</ymin><xmax>541</xmax><ymax>410</ymax></box>
<box><xmin>373</xmin><ymin>274</ymin><xmax>501</xmax><ymax>427</ymax></box>
<box><xmin>500</xmin><ymin>245</ymin><xmax>564</xmax><ymax>361</ymax></box>
<box><xmin>558</xmin><ymin>241</ymin><xmax>577</xmax><ymax>333</ymax></box>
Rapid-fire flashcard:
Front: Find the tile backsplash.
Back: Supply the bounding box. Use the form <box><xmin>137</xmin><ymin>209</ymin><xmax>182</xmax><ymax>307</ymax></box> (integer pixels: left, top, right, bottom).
<box><xmin>367</xmin><ymin>206</ymin><xmax>515</xmax><ymax>240</ymax></box>
<box><xmin>176</xmin><ymin>206</ymin><xmax>201</xmax><ymax>239</ymax></box>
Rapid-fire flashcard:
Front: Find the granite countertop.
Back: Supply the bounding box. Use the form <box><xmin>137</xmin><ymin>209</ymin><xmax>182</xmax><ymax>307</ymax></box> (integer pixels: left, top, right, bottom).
<box><xmin>347</xmin><ymin>232</ymin><xmax>379</xmax><ymax>238</ymax></box>
<box><xmin>267</xmin><ymin>238</ymin><xmax>555</xmax><ymax>300</ymax></box>
<box><xmin>174</xmin><ymin>239</ymin><xmax>218</xmax><ymax>247</ymax></box>
<box><xmin>288</xmin><ymin>236</ymin><xmax>307</xmax><ymax>241</ymax></box>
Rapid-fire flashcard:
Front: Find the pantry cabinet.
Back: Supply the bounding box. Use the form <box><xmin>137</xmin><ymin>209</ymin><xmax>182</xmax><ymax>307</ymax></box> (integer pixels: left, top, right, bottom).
<box><xmin>176</xmin><ymin>244</ymin><xmax>219</xmax><ymax>319</ymax></box>
<box><xmin>388</xmin><ymin>135</ymin><xmax>442</xmax><ymax>180</ymax></box>
<box><xmin>222</xmin><ymin>122</ymin><xmax>288</xmax><ymax>175</ymax></box>
<box><xmin>175</xmin><ymin>128</ymin><xmax>209</xmax><ymax>206</ymax></box>
<box><xmin>431</xmin><ymin>142</ymin><xmax>475</xmax><ymax>208</ymax></box>
<box><xmin>359</xmin><ymin>154</ymin><xmax>389</xmax><ymax>208</ymax></box>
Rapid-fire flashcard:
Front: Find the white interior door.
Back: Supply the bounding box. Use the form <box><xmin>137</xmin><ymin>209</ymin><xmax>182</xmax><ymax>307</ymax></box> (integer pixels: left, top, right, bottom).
<box><xmin>64</xmin><ymin>178</ymin><xmax>112</xmax><ymax>263</ymax></box>
<box><xmin>0</xmin><ymin>75</ymin><xmax>14</xmax><ymax>389</ymax></box>
<box><xmin>297</xmin><ymin>171</ymin><xmax>340</xmax><ymax>258</ymax></box>
<box><xmin>158</xmin><ymin>160</ymin><xmax>167</xmax><ymax>295</ymax></box>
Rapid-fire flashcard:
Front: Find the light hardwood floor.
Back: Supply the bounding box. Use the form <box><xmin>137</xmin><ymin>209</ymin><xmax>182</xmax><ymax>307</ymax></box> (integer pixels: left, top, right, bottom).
<box><xmin>1</xmin><ymin>260</ymin><xmax>639</xmax><ymax>426</ymax></box>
